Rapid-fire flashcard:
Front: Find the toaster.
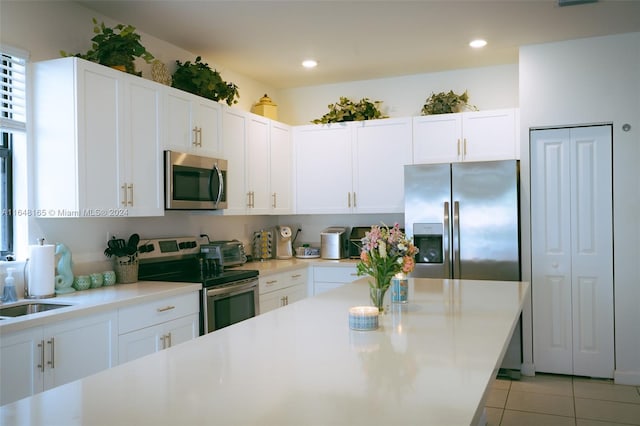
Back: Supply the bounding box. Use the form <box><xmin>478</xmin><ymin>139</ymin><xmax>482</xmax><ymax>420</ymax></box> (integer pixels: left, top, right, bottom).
<box><xmin>320</xmin><ymin>227</ymin><xmax>350</xmax><ymax>259</ymax></box>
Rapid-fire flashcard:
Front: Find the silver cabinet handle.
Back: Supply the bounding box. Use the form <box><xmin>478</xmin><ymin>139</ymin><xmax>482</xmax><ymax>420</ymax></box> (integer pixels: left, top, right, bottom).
<box><xmin>192</xmin><ymin>126</ymin><xmax>202</xmax><ymax>147</ymax></box>
<box><xmin>38</xmin><ymin>340</ymin><xmax>45</xmax><ymax>372</ymax></box>
<box><xmin>353</xmin><ymin>192</ymin><xmax>356</xmax><ymax>208</ymax></box>
<box><xmin>160</xmin><ymin>334</ymin><xmax>166</xmax><ymax>350</ymax></box>
<box><xmin>272</xmin><ymin>193</ymin><xmax>277</xmax><ymax>208</ymax></box>
<box><xmin>121</xmin><ymin>183</ymin><xmax>128</xmax><ymax>206</ymax></box>
<box><xmin>285</xmin><ymin>296</ymin><xmax>289</xmax><ymax>305</ymax></box>
<box><xmin>157</xmin><ymin>305</ymin><xmax>175</xmax><ymax>312</ymax></box>
<box><xmin>167</xmin><ymin>332</ymin><xmax>172</xmax><ymax>348</ymax></box>
<box><xmin>347</xmin><ymin>193</ymin><xmax>351</xmax><ymax>208</ymax></box>
<box><xmin>128</xmin><ymin>183</ymin><xmax>134</xmax><ymax>206</ymax></box>
<box><xmin>291</xmin><ymin>274</ymin><xmax>301</xmax><ymax>279</ymax></box>
<box><xmin>266</xmin><ymin>279</ymin><xmax>278</xmax><ymax>285</ymax></box>
<box><xmin>463</xmin><ymin>138</ymin><xmax>467</xmax><ymax>158</ymax></box>
<box><xmin>47</xmin><ymin>338</ymin><xmax>55</xmax><ymax>368</ymax></box>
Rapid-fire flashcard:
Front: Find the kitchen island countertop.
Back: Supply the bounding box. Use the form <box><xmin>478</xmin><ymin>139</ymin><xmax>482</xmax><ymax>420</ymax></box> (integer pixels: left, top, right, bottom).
<box><xmin>1</xmin><ymin>277</ymin><xmax>529</xmax><ymax>426</ymax></box>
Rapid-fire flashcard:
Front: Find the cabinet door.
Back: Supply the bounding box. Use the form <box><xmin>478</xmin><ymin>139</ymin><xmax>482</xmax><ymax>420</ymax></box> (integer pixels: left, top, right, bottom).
<box><xmin>166</xmin><ymin>88</ymin><xmax>195</xmax><ymax>151</ymax></box>
<box><xmin>0</xmin><ymin>328</ymin><xmax>44</xmax><ymax>405</ymax></box>
<box><xmin>270</xmin><ymin>122</ymin><xmax>293</xmax><ymax>214</ymax></box>
<box><xmin>531</xmin><ymin>126</ymin><xmax>614</xmax><ymax>378</ymax></box>
<box><xmin>259</xmin><ymin>290</ymin><xmax>285</xmax><ymax>314</ymax></box>
<box><xmin>195</xmin><ymin>98</ymin><xmax>222</xmax><ymax>156</ymax></box>
<box><xmin>246</xmin><ymin>115</ymin><xmax>271</xmax><ymax>214</ymax></box>
<box><xmin>118</xmin><ymin>323</ymin><xmax>163</xmax><ymax>364</ymax></box>
<box><xmin>221</xmin><ymin>108</ymin><xmax>248</xmax><ymax>214</ymax></box>
<box><xmin>164</xmin><ymin>313</ymin><xmax>199</xmax><ymax>348</ymax></box>
<box><xmin>285</xmin><ymin>284</ymin><xmax>307</xmax><ymax>305</ymax></box>
<box><xmin>462</xmin><ymin>109</ymin><xmax>517</xmax><ymax>161</ymax></box>
<box><xmin>123</xmin><ymin>77</ymin><xmax>164</xmax><ymax>216</ymax></box>
<box><xmin>44</xmin><ymin>311</ymin><xmax>117</xmax><ymax>389</ymax></box>
<box><xmin>412</xmin><ymin>114</ymin><xmax>461</xmax><ymax>164</ymax></box>
<box><xmin>295</xmin><ymin>124</ymin><xmax>353</xmax><ymax>214</ymax></box>
<box><xmin>352</xmin><ymin>118</ymin><xmax>412</xmax><ymax>213</ymax></box>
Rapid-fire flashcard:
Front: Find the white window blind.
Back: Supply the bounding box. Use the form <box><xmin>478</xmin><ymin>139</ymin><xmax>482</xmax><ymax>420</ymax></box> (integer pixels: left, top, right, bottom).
<box><xmin>0</xmin><ymin>45</ymin><xmax>28</xmax><ymax>132</ymax></box>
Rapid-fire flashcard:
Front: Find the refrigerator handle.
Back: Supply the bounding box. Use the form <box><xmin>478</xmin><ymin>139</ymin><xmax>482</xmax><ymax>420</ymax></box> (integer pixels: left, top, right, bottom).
<box><xmin>443</xmin><ymin>201</ymin><xmax>451</xmax><ymax>278</ymax></box>
<box><xmin>453</xmin><ymin>201</ymin><xmax>461</xmax><ymax>278</ymax></box>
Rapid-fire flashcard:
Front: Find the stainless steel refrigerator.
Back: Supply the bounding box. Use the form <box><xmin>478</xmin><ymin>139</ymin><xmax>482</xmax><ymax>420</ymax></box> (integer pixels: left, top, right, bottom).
<box><xmin>404</xmin><ymin>160</ymin><xmax>522</xmax><ymax>371</ymax></box>
<box><xmin>404</xmin><ymin>160</ymin><xmax>520</xmax><ymax>281</ymax></box>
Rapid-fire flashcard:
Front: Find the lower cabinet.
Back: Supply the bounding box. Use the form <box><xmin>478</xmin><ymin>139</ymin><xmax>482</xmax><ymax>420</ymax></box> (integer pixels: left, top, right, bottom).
<box><xmin>312</xmin><ymin>265</ymin><xmax>358</xmax><ymax>295</ymax></box>
<box><xmin>259</xmin><ymin>268</ymin><xmax>308</xmax><ymax>314</ymax></box>
<box><xmin>118</xmin><ymin>292</ymin><xmax>199</xmax><ymax>364</ymax></box>
<box><xmin>0</xmin><ymin>311</ymin><xmax>117</xmax><ymax>406</ymax></box>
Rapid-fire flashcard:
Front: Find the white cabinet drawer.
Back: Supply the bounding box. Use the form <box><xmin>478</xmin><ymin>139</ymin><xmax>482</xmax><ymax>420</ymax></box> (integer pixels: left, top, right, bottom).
<box><xmin>118</xmin><ymin>292</ymin><xmax>199</xmax><ymax>335</ymax></box>
<box><xmin>313</xmin><ymin>266</ymin><xmax>358</xmax><ymax>283</ymax></box>
<box><xmin>259</xmin><ymin>273</ymin><xmax>286</xmax><ymax>294</ymax></box>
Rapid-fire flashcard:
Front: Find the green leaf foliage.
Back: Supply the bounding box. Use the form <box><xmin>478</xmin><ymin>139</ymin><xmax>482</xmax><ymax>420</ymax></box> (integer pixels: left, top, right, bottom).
<box><xmin>171</xmin><ymin>56</ymin><xmax>240</xmax><ymax>106</ymax></box>
<box><xmin>421</xmin><ymin>90</ymin><xmax>477</xmax><ymax>115</ymax></box>
<box><xmin>311</xmin><ymin>97</ymin><xmax>387</xmax><ymax>124</ymax></box>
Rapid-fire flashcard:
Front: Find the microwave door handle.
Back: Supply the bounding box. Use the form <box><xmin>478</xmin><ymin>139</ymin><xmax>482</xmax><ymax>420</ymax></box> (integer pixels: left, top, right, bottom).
<box><xmin>210</xmin><ymin>164</ymin><xmax>223</xmax><ymax>208</ymax></box>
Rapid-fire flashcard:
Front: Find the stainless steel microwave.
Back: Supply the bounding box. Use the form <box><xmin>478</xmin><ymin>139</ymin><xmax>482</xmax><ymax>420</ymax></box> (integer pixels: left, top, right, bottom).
<box><xmin>165</xmin><ymin>150</ymin><xmax>228</xmax><ymax>210</ymax></box>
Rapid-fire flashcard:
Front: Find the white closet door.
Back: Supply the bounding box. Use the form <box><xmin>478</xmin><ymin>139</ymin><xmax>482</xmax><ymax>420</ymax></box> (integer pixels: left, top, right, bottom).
<box><xmin>569</xmin><ymin>126</ymin><xmax>613</xmax><ymax>378</ymax></box>
<box><xmin>531</xmin><ymin>128</ymin><xmax>574</xmax><ymax>375</ymax></box>
<box><xmin>531</xmin><ymin>125</ymin><xmax>613</xmax><ymax>378</ymax></box>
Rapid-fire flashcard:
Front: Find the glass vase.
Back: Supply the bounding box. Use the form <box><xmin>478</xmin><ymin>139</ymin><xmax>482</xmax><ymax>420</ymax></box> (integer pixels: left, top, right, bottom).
<box><xmin>369</xmin><ymin>286</ymin><xmax>388</xmax><ymax>314</ymax></box>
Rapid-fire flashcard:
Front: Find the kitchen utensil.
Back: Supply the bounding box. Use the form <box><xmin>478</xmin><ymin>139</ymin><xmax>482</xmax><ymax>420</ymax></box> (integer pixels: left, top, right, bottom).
<box><xmin>105</xmin><ymin>237</ymin><xmax>128</xmax><ymax>257</ymax></box>
<box><xmin>127</xmin><ymin>233</ymin><xmax>140</xmax><ymax>255</ymax></box>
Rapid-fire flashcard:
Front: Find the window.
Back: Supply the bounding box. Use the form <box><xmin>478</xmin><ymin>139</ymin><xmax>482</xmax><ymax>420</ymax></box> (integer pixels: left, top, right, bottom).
<box><xmin>1</xmin><ymin>45</ymin><xmax>27</xmax><ymax>258</ymax></box>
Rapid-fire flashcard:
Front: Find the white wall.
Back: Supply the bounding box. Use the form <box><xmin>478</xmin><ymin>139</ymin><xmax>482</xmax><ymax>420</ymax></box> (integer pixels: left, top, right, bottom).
<box><xmin>519</xmin><ymin>32</ymin><xmax>640</xmax><ymax>385</ymax></box>
<box><xmin>279</xmin><ymin>64</ymin><xmax>519</xmax><ymax>125</ymax></box>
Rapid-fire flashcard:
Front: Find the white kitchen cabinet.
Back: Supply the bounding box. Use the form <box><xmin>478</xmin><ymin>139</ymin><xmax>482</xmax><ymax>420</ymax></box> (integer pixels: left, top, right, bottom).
<box><xmin>118</xmin><ymin>291</ymin><xmax>199</xmax><ymax>364</ymax></box>
<box><xmin>294</xmin><ymin>118</ymin><xmax>411</xmax><ymax>214</ymax></box>
<box><xmin>312</xmin><ymin>265</ymin><xmax>358</xmax><ymax>295</ymax></box>
<box><xmin>269</xmin><ymin>121</ymin><xmax>293</xmax><ymax>214</ymax></box>
<box><xmin>165</xmin><ymin>87</ymin><xmax>222</xmax><ymax>157</ymax></box>
<box><xmin>222</xmin><ymin>107</ymin><xmax>293</xmax><ymax>215</ymax></box>
<box><xmin>412</xmin><ymin>108</ymin><xmax>518</xmax><ymax>164</ymax></box>
<box><xmin>33</xmin><ymin>57</ymin><xmax>163</xmax><ymax>217</ymax></box>
<box><xmin>259</xmin><ymin>269</ymin><xmax>307</xmax><ymax>314</ymax></box>
<box><xmin>0</xmin><ymin>311</ymin><xmax>117</xmax><ymax>405</ymax></box>
<box><xmin>531</xmin><ymin>125</ymin><xmax>614</xmax><ymax>378</ymax></box>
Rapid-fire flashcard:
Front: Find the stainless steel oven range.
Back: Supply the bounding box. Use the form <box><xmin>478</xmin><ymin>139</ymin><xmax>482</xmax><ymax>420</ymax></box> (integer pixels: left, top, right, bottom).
<box><xmin>137</xmin><ymin>237</ymin><xmax>259</xmax><ymax>335</ymax></box>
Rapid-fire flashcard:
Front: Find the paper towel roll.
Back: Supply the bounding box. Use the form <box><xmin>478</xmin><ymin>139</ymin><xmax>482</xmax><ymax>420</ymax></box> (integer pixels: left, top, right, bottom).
<box><xmin>27</xmin><ymin>244</ymin><xmax>56</xmax><ymax>297</ymax></box>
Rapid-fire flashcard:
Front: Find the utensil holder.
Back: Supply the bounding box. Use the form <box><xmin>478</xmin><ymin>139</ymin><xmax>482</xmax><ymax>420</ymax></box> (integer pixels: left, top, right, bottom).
<box><xmin>113</xmin><ymin>254</ymin><xmax>138</xmax><ymax>284</ymax></box>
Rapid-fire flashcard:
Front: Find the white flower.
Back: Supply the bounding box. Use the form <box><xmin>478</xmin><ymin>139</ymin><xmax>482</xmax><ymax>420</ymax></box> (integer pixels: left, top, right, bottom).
<box><xmin>379</xmin><ymin>241</ymin><xmax>387</xmax><ymax>258</ymax></box>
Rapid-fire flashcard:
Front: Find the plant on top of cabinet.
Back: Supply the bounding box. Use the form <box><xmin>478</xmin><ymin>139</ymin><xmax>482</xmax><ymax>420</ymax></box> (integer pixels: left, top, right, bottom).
<box><xmin>60</xmin><ymin>18</ymin><xmax>154</xmax><ymax>76</ymax></box>
<box><xmin>421</xmin><ymin>90</ymin><xmax>477</xmax><ymax>115</ymax></box>
<box><xmin>171</xmin><ymin>56</ymin><xmax>240</xmax><ymax>106</ymax></box>
<box><xmin>311</xmin><ymin>97</ymin><xmax>387</xmax><ymax>124</ymax></box>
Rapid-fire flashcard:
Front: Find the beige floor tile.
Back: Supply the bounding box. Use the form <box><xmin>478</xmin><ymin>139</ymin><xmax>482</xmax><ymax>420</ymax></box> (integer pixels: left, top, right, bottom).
<box><xmin>486</xmin><ymin>387</ymin><xmax>509</xmax><ymax>408</ymax></box>
<box><xmin>485</xmin><ymin>407</ymin><xmax>503</xmax><ymax>426</ymax></box>
<box><xmin>575</xmin><ymin>397</ymin><xmax>640</xmax><ymax>425</ymax></box>
<box><xmin>573</xmin><ymin>379</ymin><xmax>640</xmax><ymax>404</ymax></box>
<box><xmin>491</xmin><ymin>378</ymin><xmax>512</xmax><ymax>391</ymax></box>
<box><xmin>577</xmin><ymin>419</ymin><xmax>633</xmax><ymax>426</ymax></box>
<box><xmin>506</xmin><ymin>390</ymin><xmax>575</xmax><ymax>417</ymax></box>
<box><xmin>510</xmin><ymin>373</ymin><xmax>574</xmax><ymax>396</ymax></box>
<box><xmin>501</xmin><ymin>409</ymin><xmax>575</xmax><ymax>426</ymax></box>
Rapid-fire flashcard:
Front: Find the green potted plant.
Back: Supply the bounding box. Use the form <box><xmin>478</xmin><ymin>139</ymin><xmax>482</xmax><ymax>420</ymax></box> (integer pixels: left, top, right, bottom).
<box><xmin>171</xmin><ymin>56</ymin><xmax>240</xmax><ymax>106</ymax></box>
<box><xmin>421</xmin><ymin>90</ymin><xmax>477</xmax><ymax>115</ymax></box>
<box><xmin>311</xmin><ymin>97</ymin><xmax>387</xmax><ymax>124</ymax></box>
<box><xmin>61</xmin><ymin>18</ymin><xmax>155</xmax><ymax>76</ymax></box>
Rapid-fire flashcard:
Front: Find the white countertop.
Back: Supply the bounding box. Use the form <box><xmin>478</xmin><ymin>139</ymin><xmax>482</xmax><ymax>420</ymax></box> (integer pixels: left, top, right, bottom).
<box><xmin>0</xmin><ymin>281</ymin><xmax>202</xmax><ymax>334</ymax></box>
<box><xmin>1</xmin><ymin>277</ymin><xmax>528</xmax><ymax>426</ymax></box>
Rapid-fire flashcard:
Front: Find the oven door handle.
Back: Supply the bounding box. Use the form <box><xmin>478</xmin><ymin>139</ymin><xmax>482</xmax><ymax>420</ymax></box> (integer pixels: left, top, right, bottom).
<box><xmin>206</xmin><ymin>279</ymin><xmax>257</xmax><ymax>298</ymax></box>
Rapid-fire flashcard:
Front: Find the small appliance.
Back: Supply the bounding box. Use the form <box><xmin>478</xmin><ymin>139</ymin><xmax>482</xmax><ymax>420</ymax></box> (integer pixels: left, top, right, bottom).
<box><xmin>252</xmin><ymin>229</ymin><xmax>273</xmax><ymax>260</ymax></box>
<box><xmin>164</xmin><ymin>150</ymin><xmax>228</xmax><ymax>210</ymax></box>
<box><xmin>320</xmin><ymin>227</ymin><xmax>349</xmax><ymax>259</ymax></box>
<box><xmin>274</xmin><ymin>225</ymin><xmax>293</xmax><ymax>259</ymax></box>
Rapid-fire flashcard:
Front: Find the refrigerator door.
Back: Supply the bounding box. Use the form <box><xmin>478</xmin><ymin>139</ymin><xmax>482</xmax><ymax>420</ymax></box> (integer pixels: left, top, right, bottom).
<box><xmin>404</xmin><ymin>163</ymin><xmax>452</xmax><ymax>278</ymax></box>
<box><xmin>451</xmin><ymin>160</ymin><xmax>520</xmax><ymax>280</ymax></box>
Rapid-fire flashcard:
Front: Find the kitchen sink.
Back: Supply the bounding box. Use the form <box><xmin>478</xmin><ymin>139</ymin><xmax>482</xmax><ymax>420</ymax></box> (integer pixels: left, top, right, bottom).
<box><xmin>0</xmin><ymin>302</ymin><xmax>72</xmax><ymax>317</ymax></box>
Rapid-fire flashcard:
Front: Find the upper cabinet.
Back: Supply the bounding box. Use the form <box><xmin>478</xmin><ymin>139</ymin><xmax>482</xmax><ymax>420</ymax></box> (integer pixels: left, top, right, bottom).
<box><xmin>165</xmin><ymin>88</ymin><xmax>222</xmax><ymax>157</ymax></box>
<box><xmin>221</xmin><ymin>107</ymin><xmax>293</xmax><ymax>215</ymax></box>
<box><xmin>294</xmin><ymin>117</ymin><xmax>412</xmax><ymax>214</ymax></box>
<box><xmin>413</xmin><ymin>108</ymin><xmax>519</xmax><ymax>164</ymax></box>
<box><xmin>33</xmin><ymin>58</ymin><xmax>164</xmax><ymax>217</ymax></box>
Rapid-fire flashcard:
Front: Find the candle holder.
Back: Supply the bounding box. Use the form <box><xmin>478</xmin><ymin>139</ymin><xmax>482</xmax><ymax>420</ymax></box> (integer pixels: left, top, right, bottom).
<box><xmin>391</xmin><ymin>273</ymin><xmax>409</xmax><ymax>304</ymax></box>
<box><xmin>348</xmin><ymin>306</ymin><xmax>379</xmax><ymax>331</ymax></box>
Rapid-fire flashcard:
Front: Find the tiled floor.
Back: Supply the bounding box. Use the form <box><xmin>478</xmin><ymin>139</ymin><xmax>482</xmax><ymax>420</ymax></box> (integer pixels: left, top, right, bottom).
<box><xmin>485</xmin><ymin>373</ymin><xmax>640</xmax><ymax>425</ymax></box>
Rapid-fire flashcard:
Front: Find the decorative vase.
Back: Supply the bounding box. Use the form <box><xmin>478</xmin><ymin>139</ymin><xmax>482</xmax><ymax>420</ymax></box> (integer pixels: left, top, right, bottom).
<box><xmin>369</xmin><ymin>284</ymin><xmax>389</xmax><ymax>313</ymax></box>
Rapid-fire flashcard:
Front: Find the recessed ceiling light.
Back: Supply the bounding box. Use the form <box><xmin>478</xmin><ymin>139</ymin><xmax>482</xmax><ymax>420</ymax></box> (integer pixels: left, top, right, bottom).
<box><xmin>469</xmin><ymin>39</ymin><xmax>487</xmax><ymax>48</ymax></box>
<box><xmin>302</xmin><ymin>59</ymin><xmax>318</xmax><ymax>69</ymax></box>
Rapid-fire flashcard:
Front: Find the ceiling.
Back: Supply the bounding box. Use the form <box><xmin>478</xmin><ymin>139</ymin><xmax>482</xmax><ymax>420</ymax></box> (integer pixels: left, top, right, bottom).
<box><xmin>77</xmin><ymin>0</ymin><xmax>640</xmax><ymax>89</ymax></box>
